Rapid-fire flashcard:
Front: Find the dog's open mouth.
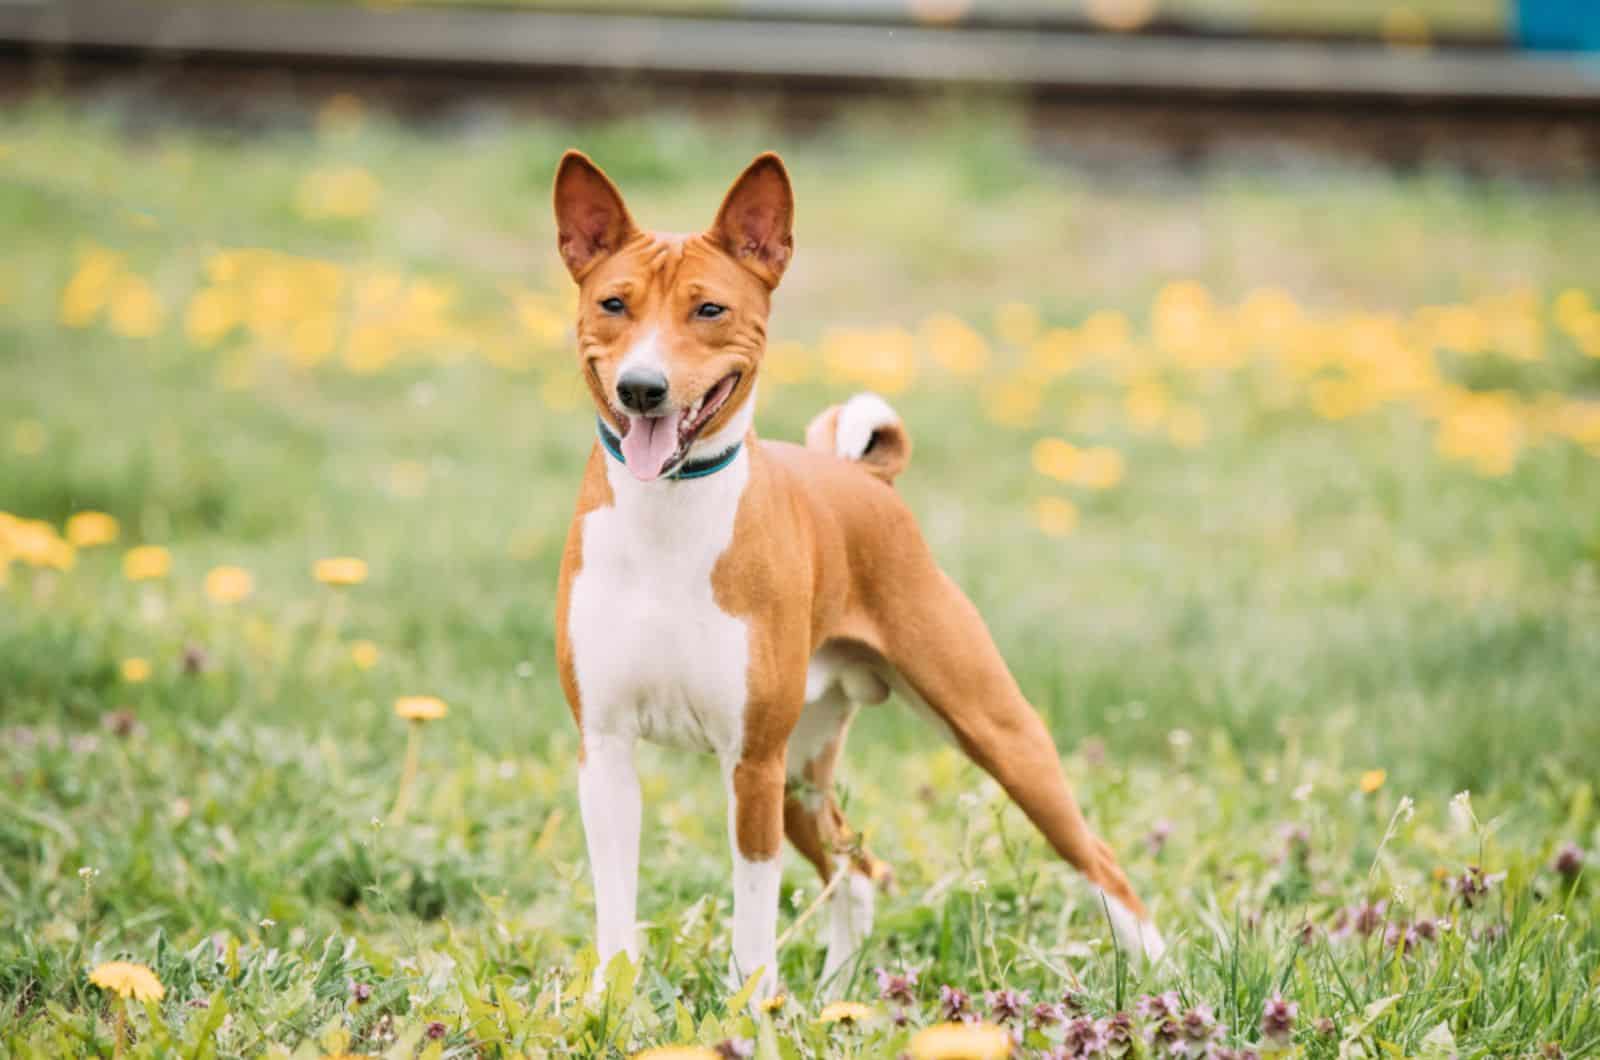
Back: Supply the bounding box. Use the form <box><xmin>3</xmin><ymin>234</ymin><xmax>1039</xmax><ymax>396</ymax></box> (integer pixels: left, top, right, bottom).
<box><xmin>617</xmin><ymin>372</ymin><xmax>740</xmax><ymax>482</ymax></box>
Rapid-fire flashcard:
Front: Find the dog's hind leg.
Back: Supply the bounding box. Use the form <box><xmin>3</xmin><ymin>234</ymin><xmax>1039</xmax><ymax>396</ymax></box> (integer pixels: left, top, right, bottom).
<box><xmin>878</xmin><ymin>568</ymin><xmax>1165</xmax><ymax>962</ymax></box>
<box><xmin>784</xmin><ymin>667</ymin><xmax>892</xmax><ymax>995</ymax></box>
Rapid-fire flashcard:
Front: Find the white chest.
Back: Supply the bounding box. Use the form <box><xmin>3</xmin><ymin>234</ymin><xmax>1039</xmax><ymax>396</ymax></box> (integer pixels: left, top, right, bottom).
<box><xmin>567</xmin><ymin>454</ymin><xmax>752</xmax><ymax>757</ymax></box>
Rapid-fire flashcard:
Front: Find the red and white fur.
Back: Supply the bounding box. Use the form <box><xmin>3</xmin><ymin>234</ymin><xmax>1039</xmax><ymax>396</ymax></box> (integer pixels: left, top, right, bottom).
<box><xmin>552</xmin><ymin>150</ymin><xmax>1164</xmax><ymax>999</ymax></box>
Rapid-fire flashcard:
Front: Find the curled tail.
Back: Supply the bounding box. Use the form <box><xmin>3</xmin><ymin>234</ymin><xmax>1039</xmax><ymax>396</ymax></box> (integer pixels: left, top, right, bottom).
<box><xmin>804</xmin><ymin>392</ymin><xmax>912</xmax><ymax>485</ymax></box>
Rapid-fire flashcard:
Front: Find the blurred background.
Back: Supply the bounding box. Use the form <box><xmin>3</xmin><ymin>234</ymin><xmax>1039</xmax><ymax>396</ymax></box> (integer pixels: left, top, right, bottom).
<box><xmin>2</xmin><ymin>0</ymin><xmax>1600</xmax><ymax>1054</ymax></box>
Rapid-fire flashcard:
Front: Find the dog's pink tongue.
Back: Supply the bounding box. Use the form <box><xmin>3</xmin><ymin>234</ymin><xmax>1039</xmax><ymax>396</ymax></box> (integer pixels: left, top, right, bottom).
<box><xmin>620</xmin><ymin>411</ymin><xmax>682</xmax><ymax>481</ymax></box>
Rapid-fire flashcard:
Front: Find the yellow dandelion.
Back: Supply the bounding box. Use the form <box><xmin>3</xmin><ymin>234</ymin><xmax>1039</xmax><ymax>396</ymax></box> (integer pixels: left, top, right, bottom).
<box><xmin>1124</xmin><ymin>379</ymin><xmax>1170</xmax><ymax>430</ymax></box>
<box><xmin>1032</xmin><ymin>497</ymin><xmax>1079</xmax><ymax>537</ymax></box>
<box><xmin>122</xmin><ymin>545</ymin><xmax>172</xmax><ymax>581</ymax></box>
<box><xmin>1359</xmin><ymin>769</ymin><xmax>1387</xmax><ymax>794</ymax></box>
<box><xmin>1236</xmin><ymin>287</ymin><xmax>1303</xmax><ymax>346</ymax></box>
<box><xmin>394</xmin><ymin>696</ymin><xmax>447</xmax><ymax>722</ymax></box>
<box><xmin>817</xmin><ymin>1000</ymin><xmax>876</xmax><ymax>1025</ymax></box>
<box><xmin>88</xmin><ymin>961</ymin><xmax>165</xmax><ymax>1002</ymax></box>
<box><xmin>909</xmin><ymin>1021</ymin><xmax>1014</xmax><ymax>1059</ymax></box>
<box><xmin>758</xmin><ymin>993</ymin><xmax>788</xmax><ymax>1012</ymax></box>
<box><xmin>390</xmin><ymin>696</ymin><xmax>446</xmax><ymax>823</ymax></box>
<box><xmin>632</xmin><ymin>1049</ymin><xmax>720</xmax><ymax>1060</ymax></box>
<box><xmin>66</xmin><ymin>511</ymin><xmax>120</xmax><ymax>548</ymax></box>
<box><xmin>1031</xmin><ymin>437</ymin><xmax>1080</xmax><ymax>482</ymax></box>
<box><xmin>314</xmin><ymin>556</ymin><xmax>369</xmax><ymax>587</ymax></box>
<box><xmin>4</xmin><ymin>518</ymin><xmax>76</xmax><ymax>570</ymax></box>
<box><xmin>1078</xmin><ymin>309</ymin><xmax>1132</xmax><ymax>361</ymax></box>
<box><xmin>1074</xmin><ymin>446</ymin><xmax>1126</xmax><ymax>490</ymax></box>
<box><xmin>121</xmin><ymin>658</ymin><xmax>152</xmax><ymax>683</ymax></box>
<box><xmin>1152</xmin><ymin>279</ymin><xmax>1217</xmax><ymax>355</ymax></box>
<box><xmin>289</xmin><ymin>314</ymin><xmax>340</xmax><ymax>366</ymax></box>
<box><xmin>204</xmin><ymin>565</ymin><xmax>254</xmax><ymax>604</ymax></box>
<box><xmin>922</xmin><ymin>312</ymin><xmax>990</xmax><ymax>377</ymax></box>
<box><xmin>1309</xmin><ymin>378</ymin><xmax>1363</xmax><ymax>421</ymax></box>
<box><xmin>1027</xmin><ymin>327</ymin><xmax>1077</xmax><ymax>379</ymax></box>
<box><xmin>350</xmin><ymin>640</ymin><xmax>380</xmax><ymax>670</ymax></box>
<box><xmin>107</xmin><ymin>274</ymin><xmax>166</xmax><ymax>339</ymax></box>
<box><xmin>184</xmin><ymin>287</ymin><xmax>241</xmax><ymax>349</ymax></box>
<box><xmin>58</xmin><ymin>246</ymin><xmax>122</xmax><ymax>329</ymax></box>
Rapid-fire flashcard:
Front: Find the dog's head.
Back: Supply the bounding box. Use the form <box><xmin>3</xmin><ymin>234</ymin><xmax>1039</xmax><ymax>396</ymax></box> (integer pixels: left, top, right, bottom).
<box><xmin>552</xmin><ymin>150</ymin><xmax>793</xmax><ymax>482</ymax></box>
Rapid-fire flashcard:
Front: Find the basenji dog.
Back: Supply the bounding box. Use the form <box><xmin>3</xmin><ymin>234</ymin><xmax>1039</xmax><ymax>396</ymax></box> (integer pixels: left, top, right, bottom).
<box><xmin>552</xmin><ymin>150</ymin><xmax>1164</xmax><ymax>998</ymax></box>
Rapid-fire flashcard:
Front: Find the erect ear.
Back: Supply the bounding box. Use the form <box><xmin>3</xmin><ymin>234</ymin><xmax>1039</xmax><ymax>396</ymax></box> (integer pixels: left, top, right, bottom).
<box><xmin>708</xmin><ymin>152</ymin><xmax>794</xmax><ymax>287</ymax></box>
<box><xmin>552</xmin><ymin>150</ymin><xmax>637</xmax><ymax>281</ymax></box>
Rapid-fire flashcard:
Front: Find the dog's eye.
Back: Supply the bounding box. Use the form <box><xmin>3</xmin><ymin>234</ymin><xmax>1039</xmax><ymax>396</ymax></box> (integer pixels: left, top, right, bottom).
<box><xmin>599</xmin><ymin>297</ymin><xmax>626</xmax><ymax>315</ymax></box>
<box><xmin>695</xmin><ymin>302</ymin><xmax>727</xmax><ymax>320</ymax></box>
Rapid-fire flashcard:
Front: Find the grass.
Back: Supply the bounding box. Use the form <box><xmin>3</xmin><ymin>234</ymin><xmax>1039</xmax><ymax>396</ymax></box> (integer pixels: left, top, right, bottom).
<box><xmin>1</xmin><ymin>95</ymin><xmax>1598</xmax><ymax>1057</ymax></box>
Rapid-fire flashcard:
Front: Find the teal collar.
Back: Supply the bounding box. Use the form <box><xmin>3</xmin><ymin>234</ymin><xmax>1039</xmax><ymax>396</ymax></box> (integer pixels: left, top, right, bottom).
<box><xmin>597</xmin><ymin>417</ymin><xmax>744</xmax><ymax>481</ymax></box>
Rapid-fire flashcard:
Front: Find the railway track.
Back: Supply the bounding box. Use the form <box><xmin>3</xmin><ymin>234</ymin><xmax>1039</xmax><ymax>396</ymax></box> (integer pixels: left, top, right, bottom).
<box><xmin>2</xmin><ymin>1</ymin><xmax>1597</xmax><ymax>172</ymax></box>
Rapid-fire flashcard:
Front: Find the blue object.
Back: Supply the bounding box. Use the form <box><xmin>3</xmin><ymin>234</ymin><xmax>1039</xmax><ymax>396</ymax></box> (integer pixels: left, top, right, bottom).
<box><xmin>1516</xmin><ymin>0</ymin><xmax>1600</xmax><ymax>51</ymax></box>
<box><xmin>596</xmin><ymin>417</ymin><xmax>744</xmax><ymax>481</ymax></box>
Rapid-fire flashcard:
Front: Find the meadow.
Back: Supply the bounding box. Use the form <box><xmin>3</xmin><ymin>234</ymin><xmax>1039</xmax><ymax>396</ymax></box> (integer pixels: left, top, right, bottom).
<box><xmin>1</xmin><ymin>95</ymin><xmax>1599</xmax><ymax>1057</ymax></box>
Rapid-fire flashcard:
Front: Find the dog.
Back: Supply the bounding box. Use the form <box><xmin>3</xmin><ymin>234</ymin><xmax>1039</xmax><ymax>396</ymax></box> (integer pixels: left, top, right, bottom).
<box><xmin>552</xmin><ymin>150</ymin><xmax>1164</xmax><ymax>998</ymax></box>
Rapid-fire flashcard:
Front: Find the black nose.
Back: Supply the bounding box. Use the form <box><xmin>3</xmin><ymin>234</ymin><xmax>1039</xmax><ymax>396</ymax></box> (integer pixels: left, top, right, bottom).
<box><xmin>616</xmin><ymin>369</ymin><xmax>669</xmax><ymax>413</ymax></box>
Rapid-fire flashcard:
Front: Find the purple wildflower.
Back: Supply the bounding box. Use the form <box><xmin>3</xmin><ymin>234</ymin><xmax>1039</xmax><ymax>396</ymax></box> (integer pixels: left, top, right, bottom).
<box><xmin>425</xmin><ymin>1022</ymin><xmax>447</xmax><ymax>1040</ymax></box>
<box><xmin>182</xmin><ymin>643</ymin><xmax>211</xmax><ymax>675</ymax></box>
<box><xmin>939</xmin><ymin>984</ymin><xmax>972</xmax><ymax>1022</ymax></box>
<box><xmin>1147</xmin><ymin>819</ymin><xmax>1173</xmax><ymax>856</ymax></box>
<box><xmin>1062</xmin><ymin>1016</ymin><xmax>1109</xmax><ymax>1056</ymax></box>
<box><xmin>1178</xmin><ymin>1004</ymin><xmax>1222</xmax><ymax>1047</ymax></box>
<box><xmin>349</xmin><ymin>981</ymin><xmax>372</xmax><ymax>1004</ymax></box>
<box><xmin>1383</xmin><ymin>921</ymin><xmax>1418</xmax><ymax>953</ymax></box>
<box><xmin>1259</xmin><ymin>993</ymin><xmax>1297</xmax><ymax>1045</ymax></box>
<box><xmin>1452</xmin><ymin>865</ymin><xmax>1506</xmax><ymax>909</ymax></box>
<box><xmin>986</xmin><ymin>988</ymin><xmax>1031</xmax><ymax>1024</ymax></box>
<box><xmin>1032</xmin><ymin>1001</ymin><xmax>1066</xmax><ymax>1028</ymax></box>
<box><xmin>1102</xmin><ymin>1012</ymin><xmax>1137</xmax><ymax>1057</ymax></box>
<box><xmin>1147</xmin><ymin>1017</ymin><xmax>1183</xmax><ymax>1056</ymax></box>
<box><xmin>1553</xmin><ymin>842</ymin><xmax>1584</xmax><ymax>879</ymax></box>
<box><xmin>1314</xmin><ymin>1016</ymin><xmax>1337</xmax><ymax>1037</ymax></box>
<box><xmin>714</xmin><ymin>1039</ymin><xmax>753</xmax><ymax>1060</ymax></box>
<box><xmin>101</xmin><ymin>709</ymin><xmax>139</xmax><ymax>738</ymax></box>
<box><xmin>875</xmin><ymin>966</ymin><xmax>918</xmax><ymax>1005</ymax></box>
<box><xmin>1137</xmin><ymin>992</ymin><xmax>1181</xmax><ymax>1021</ymax></box>
<box><xmin>1332</xmin><ymin>900</ymin><xmax>1387</xmax><ymax>939</ymax></box>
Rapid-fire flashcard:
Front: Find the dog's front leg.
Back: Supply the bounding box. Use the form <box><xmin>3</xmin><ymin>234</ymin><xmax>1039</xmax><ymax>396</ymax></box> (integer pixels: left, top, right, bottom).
<box><xmin>723</xmin><ymin>753</ymin><xmax>785</xmax><ymax>1000</ymax></box>
<box><xmin>579</xmin><ymin>729</ymin><xmax>641</xmax><ymax>977</ymax></box>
